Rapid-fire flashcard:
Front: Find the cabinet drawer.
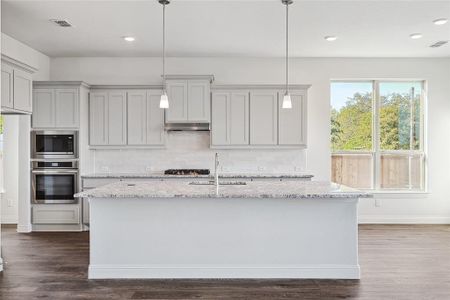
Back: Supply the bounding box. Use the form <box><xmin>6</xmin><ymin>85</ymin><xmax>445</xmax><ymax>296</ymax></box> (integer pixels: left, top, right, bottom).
<box><xmin>32</xmin><ymin>204</ymin><xmax>80</xmax><ymax>225</ymax></box>
<box><xmin>82</xmin><ymin>178</ymin><xmax>121</xmax><ymax>188</ymax></box>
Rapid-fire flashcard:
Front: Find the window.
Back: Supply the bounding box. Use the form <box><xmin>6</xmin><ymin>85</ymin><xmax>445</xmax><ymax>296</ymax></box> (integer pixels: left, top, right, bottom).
<box><xmin>331</xmin><ymin>81</ymin><xmax>425</xmax><ymax>191</ymax></box>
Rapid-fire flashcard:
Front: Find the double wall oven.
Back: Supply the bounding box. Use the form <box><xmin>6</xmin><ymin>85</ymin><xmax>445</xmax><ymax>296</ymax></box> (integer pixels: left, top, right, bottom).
<box><xmin>31</xmin><ymin>131</ymin><xmax>79</xmax><ymax>204</ymax></box>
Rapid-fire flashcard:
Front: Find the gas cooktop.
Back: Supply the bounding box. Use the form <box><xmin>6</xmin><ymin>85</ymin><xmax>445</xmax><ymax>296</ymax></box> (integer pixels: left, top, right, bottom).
<box><xmin>164</xmin><ymin>169</ymin><xmax>210</xmax><ymax>176</ymax></box>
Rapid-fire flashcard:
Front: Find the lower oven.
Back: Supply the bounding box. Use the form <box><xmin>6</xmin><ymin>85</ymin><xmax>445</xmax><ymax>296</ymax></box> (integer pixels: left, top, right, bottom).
<box><xmin>31</xmin><ymin>161</ymin><xmax>79</xmax><ymax>204</ymax></box>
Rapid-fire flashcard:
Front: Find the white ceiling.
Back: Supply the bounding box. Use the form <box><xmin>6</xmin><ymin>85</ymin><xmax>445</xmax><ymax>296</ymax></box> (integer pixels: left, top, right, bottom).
<box><xmin>2</xmin><ymin>0</ymin><xmax>450</xmax><ymax>58</ymax></box>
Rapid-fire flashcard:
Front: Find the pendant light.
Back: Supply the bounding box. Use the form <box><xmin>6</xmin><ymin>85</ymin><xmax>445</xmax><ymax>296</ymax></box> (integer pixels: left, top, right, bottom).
<box><xmin>159</xmin><ymin>0</ymin><xmax>170</xmax><ymax>109</ymax></box>
<box><xmin>281</xmin><ymin>0</ymin><xmax>293</xmax><ymax>109</ymax></box>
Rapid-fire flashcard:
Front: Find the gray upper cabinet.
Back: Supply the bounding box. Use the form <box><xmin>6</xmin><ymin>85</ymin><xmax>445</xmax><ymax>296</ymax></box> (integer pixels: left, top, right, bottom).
<box><xmin>89</xmin><ymin>92</ymin><xmax>108</xmax><ymax>146</ymax></box>
<box><xmin>210</xmin><ymin>85</ymin><xmax>309</xmax><ymax>149</ymax></box>
<box><xmin>165</xmin><ymin>76</ymin><xmax>213</xmax><ymax>124</ymax></box>
<box><xmin>55</xmin><ymin>89</ymin><xmax>79</xmax><ymax>128</ymax></box>
<box><xmin>32</xmin><ymin>86</ymin><xmax>79</xmax><ymax>129</ymax></box>
<box><xmin>13</xmin><ymin>68</ymin><xmax>33</xmax><ymax>112</ymax></box>
<box><xmin>127</xmin><ymin>90</ymin><xmax>164</xmax><ymax>146</ymax></box>
<box><xmin>1</xmin><ymin>60</ymin><xmax>34</xmax><ymax>114</ymax></box>
<box><xmin>33</xmin><ymin>89</ymin><xmax>55</xmax><ymax>128</ymax></box>
<box><xmin>250</xmin><ymin>91</ymin><xmax>278</xmax><ymax>145</ymax></box>
<box><xmin>107</xmin><ymin>92</ymin><xmax>127</xmax><ymax>145</ymax></box>
<box><xmin>127</xmin><ymin>91</ymin><xmax>147</xmax><ymax>145</ymax></box>
<box><xmin>166</xmin><ymin>80</ymin><xmax>188</xmax><ymax>123</ymax></box>
<box><xmin>1</xmin><ymin>63</ymin><xmax>14</xmax><ymax>109</ymax></box>
<box><xmin>211</xmin><ymin>91</ymin><xmax>249</xmax><ymax>146</ymax></box>
<box><xmin>187</xmin><ymin>80</ymin><xmax>210</xmax><ymax>122</ymax></box>
<box><xmin>90</xmin><ymin>89</ymin><xmax>165</xmax><ymax>147</ymax></box>
<box><xmin>278</xmin><ymin>90</ymin><xmax>307</xmax><ymax>146</ymax></box>
<box><xmin>146</xmin><ymin>91</ymin><xmax>165</xmax><ymax>145</ymax></box>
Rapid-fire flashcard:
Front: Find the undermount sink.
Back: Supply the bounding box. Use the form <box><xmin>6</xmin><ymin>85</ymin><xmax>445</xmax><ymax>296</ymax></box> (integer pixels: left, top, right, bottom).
<box><xmin>189</xmin><ymin>181</ymin><xmax>247</xmax><ymax>186</ymax></box>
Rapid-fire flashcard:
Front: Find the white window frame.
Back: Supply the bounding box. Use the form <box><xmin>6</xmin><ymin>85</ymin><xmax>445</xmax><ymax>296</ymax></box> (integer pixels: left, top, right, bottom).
<box><xmin>331</xmin><ymin>79</ymin><xmax>427</xmax><ymax>193</ymax></box>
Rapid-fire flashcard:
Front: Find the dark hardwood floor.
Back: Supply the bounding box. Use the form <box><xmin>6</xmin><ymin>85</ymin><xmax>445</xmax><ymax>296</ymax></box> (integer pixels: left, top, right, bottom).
<box><xmin>0</xmin><ymin>224</ymin><xmax>449</xmax><ymax>300</ymax></box>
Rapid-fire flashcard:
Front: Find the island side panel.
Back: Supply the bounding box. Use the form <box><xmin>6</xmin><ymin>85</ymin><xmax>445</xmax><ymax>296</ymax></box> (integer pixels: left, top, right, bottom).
<box><xmin>89</xmin><ymin>197</ymin><xmax>359</xmax><ymax>279</ymax></box>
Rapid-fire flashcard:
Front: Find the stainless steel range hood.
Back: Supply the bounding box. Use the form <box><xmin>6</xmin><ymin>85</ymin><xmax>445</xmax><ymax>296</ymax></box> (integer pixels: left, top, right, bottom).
<box><xmin>164</xmin><ymin>123</ymin><xmax>210</xmax><ymax>131</ymax></box>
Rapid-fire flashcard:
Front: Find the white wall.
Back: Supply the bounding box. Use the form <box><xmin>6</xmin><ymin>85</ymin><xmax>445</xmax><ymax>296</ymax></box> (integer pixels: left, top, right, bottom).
<box><xmin>1</xmin><ymin>116</ymin><xmax>18</xmax><ymax>224</ymax></box>
<box><xmin>1</xmin><ymin>33</ymin><xmax>50</xmax><ymax>80</ymax></box>
<box><xmin>0</xmin><ymin>34</ymin><xmax>50</xmax><ymax>229</ymax></box>
<box><xmin>50</xmin><ymin>57</ymin><xmax>450</xmax><ymax>223</ymax></box>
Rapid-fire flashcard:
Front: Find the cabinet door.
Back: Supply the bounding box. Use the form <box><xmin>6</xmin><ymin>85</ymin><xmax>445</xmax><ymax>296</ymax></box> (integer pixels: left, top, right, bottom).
<box><xmin>1</xmin><ymin>63</ymin><xmax>14</xmax><ymax>109</ymax></box>
<box><xmin>89</xmin><ymin>92</ymin><xmax>108</xmax><ymax>146</ymax></box>
<box><xmin>55</xmin><ymin>89</ymin><xmax>79</xmax><ymax>128</ymax></box>
<box><xmin>127</xmin><ymin>91</ymin><xmax>147</xmax><ymax>145</ymax></box>
<box><xmin>147</xmin><ymin>90</ymin><xmax>165</xmax><ymax>145</ymax></box>
<box><xmin>32</xmin><ymin>89</ymin><xmax>55</xmax><ymax>128</ymax></box>
<box><xmin>229</xmin><ymin>92</ymin><xmax>249</xmax><ymax>145</ymax></box>
<box><xmin>187</xmin><ymin>80</ymin><xmax>210</xmax><ymax>122</ymax></box>
<box><xmin>13</xmin><ymin>68</ymin><xmax>33</xmax><ymax>112</ymax></box>
<box><xmin>107</xmin><ymin>91</ymin><xmax>127</xmax><ymax>145</ymax></box>
<box><xmin>211</xmin><ymin>92</ymin><xmax>230</xmax><ymax>145</ymax></box>
<box><xmin>278</xmin><ymin>90</ymin><xmax>307</xmax><ymax>146</ymax></box>
<box><xmin>165</xmin><ymin>80</ymin><xmax>188</xmax><ymax>122</ymax></box>
<box><xmin>250</xmin><ymin>91</ymin><xmax>278</xmax><ymax>145</ymax></box>
<box><xmin>32</xmin><ymin>204</ymin><xmax>80</xmax><ymax>224</ymax></box>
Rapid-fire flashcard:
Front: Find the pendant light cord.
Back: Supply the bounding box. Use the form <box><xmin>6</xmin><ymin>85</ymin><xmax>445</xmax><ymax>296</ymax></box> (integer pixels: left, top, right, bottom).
<box><xmin>285</xmin><ymin>2</ymin><xmax>289</xmax><ymax>94</ymax></box>
<box><xmin>162</xmin><ymin>3</ymin><xmax>166</xmax><ymax>90</ymax></box>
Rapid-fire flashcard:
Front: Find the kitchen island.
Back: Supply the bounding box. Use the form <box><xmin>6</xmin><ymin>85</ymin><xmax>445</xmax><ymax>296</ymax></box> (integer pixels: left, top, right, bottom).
<box><xmin>75</xmin><ymin>180</ymin><xmax>369</xmax><ymax>280</ymax></box>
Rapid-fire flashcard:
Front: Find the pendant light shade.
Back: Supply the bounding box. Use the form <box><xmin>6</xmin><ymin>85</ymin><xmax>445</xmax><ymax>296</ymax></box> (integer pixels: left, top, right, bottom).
<box><xmin>160</xmin><ymin>92</ymin><xmax>169</xmax><ymax>109</ymax></box>
<box><xmin>282</xmin><ymin>92</ymin><xmax>292</xmax><ymax>109</ymax></box>
<box><xmin>281</xmin><ymin>0</ymin><xmax>292</xmax><ymax>109</ymax></box>
<box><xmin>159</xmin><ymin>0</ymin><xmax>170</xmax><ymax>109</ymax></box>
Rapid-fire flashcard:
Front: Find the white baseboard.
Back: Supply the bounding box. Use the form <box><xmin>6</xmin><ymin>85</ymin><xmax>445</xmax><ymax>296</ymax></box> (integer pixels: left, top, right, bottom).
<box><xmin>359</xmin><ymin>215</ymin><xmax>450</xmax><ymax>224</ymax></box>
<box><xmin>16</xmin><ymin>223</ymin><xmax>32</xmax><ymax>233</ymax></box>
<box><xmin>88</xmin><ymin>264</ymin><xmax>360</xmax><ymax>280</ymax></box>
<box><xmin>1</xmin><ymin>214</ymin><xmax>18</xmax><ymax>224</ymax></box>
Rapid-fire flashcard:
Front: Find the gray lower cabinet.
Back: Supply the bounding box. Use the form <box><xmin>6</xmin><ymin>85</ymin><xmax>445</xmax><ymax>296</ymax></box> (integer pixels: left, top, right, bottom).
<box><xmin>89</xmin><ymin>91</ymin><xmax>127</xmax><ymax>146</ymax></box>
<box><xmin>1</xmin><ymin>61</ymin><xmax>33</xmax><ymax>113</ymax></box>
<box><xmin>32</xmin><ymin>204</ymin><xmax>81</xmax><ymax>225</ymax></box>
<box><xmin>32</xmin><ymin>87</ymin><xmax>79</xmax><ymax>128</ymax></box>
<box><xmin>127</xmin><ymin>90</ymin><xmax>165</xmax><ymax>146</ymax></box>
<box><xmin>211</xmin><ymin>91</ymin><xmax>249</xmax><ymax>146</ymax></box>
<box><xmin>249</xmin><ymin>91</ymin><xmax>278</xmax><ymax>145</ymax></box>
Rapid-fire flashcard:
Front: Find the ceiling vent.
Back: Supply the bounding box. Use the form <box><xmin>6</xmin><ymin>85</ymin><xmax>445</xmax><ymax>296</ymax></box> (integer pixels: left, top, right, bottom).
<box><xmin>49</xmin><ymin>19</ymin><xmax>72</xmax><ymax>27</ymax></box>
<box><xmin>430</xmin><ymin>41</ymin><xmax>448</xmax><ymax>48</ymax></box>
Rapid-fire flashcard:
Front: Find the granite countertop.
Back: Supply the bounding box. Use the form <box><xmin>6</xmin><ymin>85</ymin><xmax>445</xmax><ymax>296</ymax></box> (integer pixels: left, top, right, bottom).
<box><xmin>75</xmin><ymin>180</ymin><xmax>370</xmax><ymax>199</ymax></box>
<box><xmin>81</xmin><ymin>172</ymin><xmax>314</xmax><ymax>179</ymax></box>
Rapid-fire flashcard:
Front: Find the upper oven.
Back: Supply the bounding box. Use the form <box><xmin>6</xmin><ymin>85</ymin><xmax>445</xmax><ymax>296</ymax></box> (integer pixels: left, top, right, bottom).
<box><xmin>31</xmin><ymin>131</ymin><xmax>78</xmax><ymax>159</ymax></box>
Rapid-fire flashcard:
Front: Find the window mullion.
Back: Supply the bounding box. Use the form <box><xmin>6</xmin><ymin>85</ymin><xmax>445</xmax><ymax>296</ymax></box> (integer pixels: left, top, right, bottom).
<box><xmin>373</xmin><ymin>80</ymin><xmax>381</xmax><ymax>190</ymax></box>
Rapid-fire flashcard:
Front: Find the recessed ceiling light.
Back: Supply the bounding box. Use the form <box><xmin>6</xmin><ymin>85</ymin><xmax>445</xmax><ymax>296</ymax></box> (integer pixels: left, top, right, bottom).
<box><xmin>433</xmin><ymin>18</ymin><xmax>448</xmax><ymax>25</ymax></box>
<box><xmin>123</xmin><ymin>36</ymin><xmax>135</xmax><ymax>42</ymax></box>
<box><xmin>410</xmin><ymin>33</ymin><xmax>423</xmax><ymax>39</ymax></box>
<box><xmin>324</xmin><ymin>36</ymin><xmax>338</xmax><ymax>41</ymax></box>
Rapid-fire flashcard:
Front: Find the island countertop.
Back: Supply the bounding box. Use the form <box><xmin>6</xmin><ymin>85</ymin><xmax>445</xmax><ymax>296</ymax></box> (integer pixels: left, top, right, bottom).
<box><xmin>75</xmin><ymin>180</ymin><xmax>370</xmax><ymax>199</ymax></box>
<box><xmin>81</xmin><ymin>172</ymin><xmax>314</xmax><ymax>179</ymax></box>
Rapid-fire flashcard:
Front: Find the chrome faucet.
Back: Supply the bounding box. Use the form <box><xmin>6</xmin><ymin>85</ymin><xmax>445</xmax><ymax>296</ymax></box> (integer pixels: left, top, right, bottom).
<box><xmin>214</xmin><ymin>153</ymin><xmax>220</xmax><ymax>193</ymax></box>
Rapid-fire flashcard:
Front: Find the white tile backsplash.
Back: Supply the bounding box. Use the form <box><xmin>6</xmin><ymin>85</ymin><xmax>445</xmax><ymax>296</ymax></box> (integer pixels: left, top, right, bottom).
<box><xmin>92</xmin><ymin>132</ymin><xmax>307</xmax><ymax>174</ymax></box>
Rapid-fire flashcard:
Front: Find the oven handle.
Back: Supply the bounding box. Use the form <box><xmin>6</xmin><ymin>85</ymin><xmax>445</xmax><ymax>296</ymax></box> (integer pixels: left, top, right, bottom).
<box><xmin>31</xmin><ymin>169</ymin><xmax>79</xmax><ymax>175</ymax></box>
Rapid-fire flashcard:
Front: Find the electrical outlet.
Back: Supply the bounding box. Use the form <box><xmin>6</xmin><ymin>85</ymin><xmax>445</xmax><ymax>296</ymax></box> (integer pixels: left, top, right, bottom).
<box><xmin>100</xmin><ymin>166</ymin><xmax>110</xmax><ymax>173</ymax></box>
<box><xmin>145</xmin><ymin>166</ymin><xmax>153</xmax><ymax>173</ymax></box>
<box><xmin>258</xmin><ymin>166</ymin><xmax>265</xmax><ymax>171</ymax></box>
<box><xmin>374</xmin><ymin>199</ymin><xmax>381</xmax><ymax>207</ymax></box>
